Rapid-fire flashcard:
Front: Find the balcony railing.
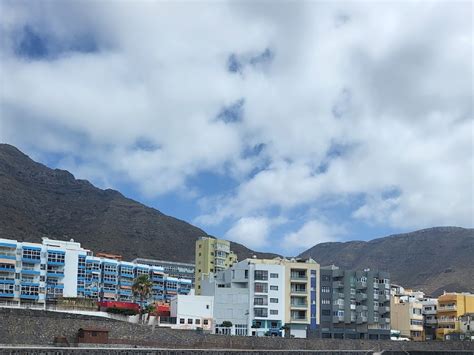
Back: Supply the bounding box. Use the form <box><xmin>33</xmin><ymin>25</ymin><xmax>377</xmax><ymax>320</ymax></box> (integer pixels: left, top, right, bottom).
<box><xmin>438</xmin><ymin>305</ymin><xmax>457</xmax><ymax>311</ymax></box>
<box><xmin>333</xmin><ymin>315</ymin><xmax>344</xmax><ymax>323</ymax></box>
<box><xmin>291</xmin><ymin>302</ymin><xmax>308</xmax><ymax>308</ymax></box>
<box><xmin>290</xmin><ymin>289</ymin><xmax>307</xmax><ymax>294</ymax></box>
<box><xmin>379</xmin><ymin>306</ymin><xmax>390</xmax><ymax>314</ymax></box>
<box><xmin>438</xmin><ymin>317</ymin><xmax>457</xmax><ymax>324</ymax></box>
<box><xmin>290</xmin><ymin>274</ymin><xmax>307</xmax><ymax>281</ymax></box>
<box><xmin>356</xmin><ymin>281</ymin><xmax>367</xmax><ymax>289</ymax></box>
<box><xmin>290</xmin><ymin>315</ymin><xmax>307</xmax><ymax>321</ymax></box>
<box><xmin>332</xmin><ymin>281</ymin><xmax>344</xmax><ymax>289</ymax></box>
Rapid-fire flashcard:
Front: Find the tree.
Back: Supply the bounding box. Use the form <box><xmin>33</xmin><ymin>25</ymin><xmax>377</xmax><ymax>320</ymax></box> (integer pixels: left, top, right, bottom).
<box><xmin>132</xmin><ymin>274</ymin><xmax>153</xmax><ymax>322</ymax></box>
<box><xmin>221</xmin><ymin>321</ymin><xmax>233</xmax><ymax>328</ymax></box>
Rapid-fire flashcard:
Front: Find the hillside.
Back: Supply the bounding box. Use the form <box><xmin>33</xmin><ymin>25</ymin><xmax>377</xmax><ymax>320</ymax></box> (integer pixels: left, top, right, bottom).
<box><xmin>0</xmin><ymin>144</ymin><xmax>277</xmax><ymax>262</ymax></box>
<box><xmin>299</xmin><ymin>226</ymin><xmax>474</xmax><ymax>296</ymax></box>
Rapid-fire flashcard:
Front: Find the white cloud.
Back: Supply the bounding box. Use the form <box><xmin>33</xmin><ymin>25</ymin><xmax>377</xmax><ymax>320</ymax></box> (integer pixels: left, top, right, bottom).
<box><xmin>0</xmin><ymin>1</ymin><xmax>472</xmax><ymax>251</ymax></box>
<box><xmin>282</xmin><ymin>220</ymin><xmax>344</xmax><ymax>253</ymax></box>
<box><xmin>225</xmin><ymin>217</ymin><xmax>273</xmax><ymax>250</ymax></box>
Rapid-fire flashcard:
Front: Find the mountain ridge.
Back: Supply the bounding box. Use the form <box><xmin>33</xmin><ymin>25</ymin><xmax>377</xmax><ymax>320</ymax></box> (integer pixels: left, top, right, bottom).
<box><xmin>299</xmin><ymin>226</ymin><xmax>474</xmax><ymax>296</ymax></box>
<box><xmin>0</xmin><ymin>143</ymin><xmax>278</xmax><ymax>262</ymax></box>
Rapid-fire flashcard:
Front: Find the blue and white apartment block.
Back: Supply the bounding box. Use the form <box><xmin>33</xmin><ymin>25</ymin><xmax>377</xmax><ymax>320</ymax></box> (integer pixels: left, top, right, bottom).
<box><xmin>0</xmin><ymin>237</ymin><xmax>191</xmax><ymax>305</ymax></box>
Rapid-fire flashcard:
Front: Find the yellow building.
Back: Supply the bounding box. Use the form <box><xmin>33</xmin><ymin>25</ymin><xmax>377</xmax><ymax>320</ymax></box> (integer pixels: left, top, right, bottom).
<box><xmin>283</xmin><ymin>258</ymin><xmax>320</xmax><ymax>338</ymax></box>
<box><xmin>195</xmin><ymin>237</ymin><xmax>238</xmax><ymax>295</ymax></box>
<box><xmin>390</xmin><ymin>295</ymin><xmax>424</xmax><ymax>341</ymax></box>
<box><xmin>436</xmin><ymin>292</ymin><xmax>474</xmax><ymax>340</ymax></box>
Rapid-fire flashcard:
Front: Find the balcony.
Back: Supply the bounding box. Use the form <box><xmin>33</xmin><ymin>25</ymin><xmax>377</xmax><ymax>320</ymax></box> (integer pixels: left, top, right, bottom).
<box><xmin>0</xmin><ymin>252</ymin><xmax>16</xmax><ymax>260</ymax></box>
<box><xmin>21</xmin><ymin>269</ymin><xmax>40</xmax><ymax>275</ymax></box>
<box><xmin>332</xmin><ymin>269</ymin><xmax>344</xmax><ymax>278</ymax></box>
<box><xmin>379</xmin><ymin>306</ymin><xmax>390</xmax><ymax>314</ymax></box>
<box><xmin>290</xmin><ymin>315</ymin><xmax>307</xmax><ymax>322</ymax></box>
<box><xmin>380</xmin><ymin>318</ymin><xmax>390</xmax><ymax>324</ymax></box>
<box><xmin>290</xmin><ymin>288</ymin><xmax>307</xmax><ymax>294</ymax></box>
<box><xmin>290</xmin><ymin>272</ymin><xmax>307</xmax><ymax>281</ymax></box>
<box><xmin>356</xmin><ymin>293</ymin><xmax>367</xmax><ymax>301</ymax></box>
<box><xmin>333</xmin><ymin>281</ymin><xmax>344</xmax><ymax>289</ymax></box>
<box><xmin>333</xmin><ymin>315</ymin><xmax>344</xmax><ymax>323</ymax></box>
<box><xmin>20</xmin><ymin>294</ymin><xmax>39</xmax><ymax>300</ymax></box>
<box><xmin>0</xmin><ymin>277</ymin><xmax>15</xmax><ymax>284</ymax></box>
<box><xmin>356</xmin><ymin>305</ymin><xmax>368</xmax><ymax>312</ymax></box>
<box><xmin>333</xmin><ymin>292</ymin><xmax>345</xmax><ymax>300</ymax></box>
<box><xmin>438</xmin><ymin>305</ymin><xmax>457</xmax><ymax>312</ymax></box>
<box><xmin>0</xmin><ymin>292</ymin><xmax>14</xmax><ymax>298</ymax></box>
<box><xmin>438</xmin><ymin>317</ymin><xmax>457</xmax><ymax>324</ymax></box>
<box><xmin>356</xmin><ymin>281</ymin><xmax>367</xmax><ymax>289</ymax></box>
<box><xmin>291</xmin><ymin>301</ymin><xmax>308</xmax><ymax>309</ymax></box>
<box><xmin>21</xmin><ymin>257</ymin><xmax>41</xmax><ymax>264</ymax></box>
<box><xmin>356</xmin><ymin>316</ymin><xmax>368</xmax><ymax>324</ymax></box>
<box><xmin>47</xmin><ymin>271</ymin><xmax>64</xmax><ymax>278</ymax></box>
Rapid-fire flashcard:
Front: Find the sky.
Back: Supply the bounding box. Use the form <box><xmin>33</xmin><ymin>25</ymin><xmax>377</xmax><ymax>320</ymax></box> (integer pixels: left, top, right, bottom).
<box><xmin>0</xmin><ymin>0</ymin><xmax>472</xmax><ymax>255</ymax></box>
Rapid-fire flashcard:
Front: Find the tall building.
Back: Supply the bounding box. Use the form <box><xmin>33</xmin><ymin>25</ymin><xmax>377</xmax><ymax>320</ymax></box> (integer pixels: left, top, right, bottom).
<box><xmin>421</xmin><ymin>296</ymin><xmax>438</xmax><ymax>340</ymax></box>
<box><xmin>0</xmin><ymin>237</ymin><xmax>191</xmax><ymax>306</ymax></box>
<box><xmin>132</xmin><ymin>258</ymin><xmax>195</xmax><ymax>286</ymax></box>
<box><xmin>319</xmin><ymin>266</ymin><xmax>391</xmax><ymax>340</ymax></box>
<box><xmin>390</xmin><ymin>289</ymin><xmax>424</xmax><ymax>341</ymax></box>
<box><xmin>195</xmin><ymin>237</ymin><xmax>237</xmax><ymax>295</ymax></box>
<box><xmin>201</xmin><ymin>257</ymin><xmax>319</xmax><ymax>338</ymax></box>
<box><xmin>436</xmin><ymin>292</ymin><xmax>474</xmax><ymax>340</ymax></box>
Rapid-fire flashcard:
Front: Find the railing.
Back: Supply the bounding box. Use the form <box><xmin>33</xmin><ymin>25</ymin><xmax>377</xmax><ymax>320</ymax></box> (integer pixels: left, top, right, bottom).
<box><xmin>290</xmin><ymin>316</ymin><xmax>307</xmax><ymax>321</ymax></box>
<box><xmin>290</xmin><ymin>289</ymin><xmax>307</xmax><ymax>294</ymax></box>
<box><xmin>438</xmin><ymin>305</ymin><xmax>457</xmax><ymax>311</ymax></box>
<box><xmin>291</xmin><ymin>302</ymin><xmax>307</xmax><ymax>308</ymax></box>
<box><xmin>332</xmin><ymin>281</ymin><xmax>344</xmax><ymax>288</ymax></box>
<box><xmin>356</xmin><ymin>281</ymin><xmax>367</xmax><ymax>289</ymax></box>
<box><xmin>333</xmin><ymin>315</ymin><xmax>344</xmax><ymax>323</ymax></box>
<box><xmin>290</xmin><ymin>274</ymin><xmax>307</xmax><ymax>281</ymax></box>
<box><xmin>438</xmin><ymin>317</ymin><xmax>457</xmax><ymax>323</ymax></box>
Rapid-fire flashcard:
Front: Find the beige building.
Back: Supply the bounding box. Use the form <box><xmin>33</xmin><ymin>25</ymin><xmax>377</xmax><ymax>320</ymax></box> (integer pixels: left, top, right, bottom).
<box><xmin>194</xmin><ymin>237</ymin><xmax>237</xmax><ymax>295</ymax></box>
<box><xmin>390</xmin><ymin>294</ymin><xmax>424</xmax><ymax>341</ymax></box>
<box><xmin>283</xmin><ymin>258</ymin><xmax>320</xmax><ymax>337</ymax></box>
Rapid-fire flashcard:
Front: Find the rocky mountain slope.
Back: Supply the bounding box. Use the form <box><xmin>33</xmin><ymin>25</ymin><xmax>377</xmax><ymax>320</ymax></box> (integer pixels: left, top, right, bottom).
<box><xmin>0</xmin><ymin>144</ymin><xmax>277</xmax><ymax>262</ymax></box>
<box><xmin>299</xmin><ymin>226</ymin><xmax>474</xmax><ymax>296</ymax></box>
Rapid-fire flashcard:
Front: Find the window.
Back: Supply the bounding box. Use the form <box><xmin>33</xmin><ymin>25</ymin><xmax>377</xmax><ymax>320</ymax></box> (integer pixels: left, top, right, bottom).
<box><xmin>270</xmin><ymin>273</ymin><xmax>278</xmax><ymax>278</ymax></box>
<box><xmin>203</xmin><ymin>319</ymin><xmax>209</xmax><ymax>325</ymax></box>
<box><xmin>254</xmin><ymin>308</ymin><xmax>268</xmax><ymax>318</ymax></box>
<box><xmin>206</xmin><ymin>305</ymin><xmax>209</xmax><ymax>309</ymax></box>
<box><xmin>244</xmin><ymin>270</ymin><xmax>248</xmax><ymax>279</ymax></box>
<box><xmin>254</xmin><ymin>283</ymin><xmax>268</xmax><ymax>293</ymax></box>
<box><xmin>47</xmin><ymin>252</ymin><xmax>65</xmax><ymax>264</ymax></box>
<box><xmin>180</xmin><ymin>318</ymin><xmax>185</xmax><ymax>324</ymax></box>
<box><xmin>22</xmin><ymin>249</ymin><xmax>40</xmax><ymax>260</ymax></box>
<box><xmin>322</xmin><ymin>298</ymin><xmax>331</xmax><ymax>305</ymax></box>
<box><xmin>91</xmin><ymin>332</ymin><xmax>97</xmax><ymax>337</ymax></box>
<box><xmin>254</xmin><ymin>270</ymin><xmax>268</xmax><ymax>281</ymax></box>
<box><xmin>195</xmin><ymin>319</ymin><xmax>201</xmax><ymax>325</ymax></box>
<box><xmin>270</xmin><ymin>310</ymin><xmax>278</xmax><ymax>315</ymax></box>
<box><xmin>270</xmin><ymin>285</ymin><xmax>278</xmax><ymax>291</ymax></box>
<box><xmin>322</xmin><ymin>310</ymin><xmax>331</xmax><ymax>316</ymax></box>
<box><xmin>322</xmin><ymin>286</ymin><xmax>330</xmax><ymax>293</ymax></box>
<box><xmin>188</xmin><ymin>318</ymin><xmax>193</xmax><ymax>324</ymax></box>
<box><xmin>270</xmin><ymin>298</ymin><xmax>278</xmax><ymax>303</ymax></box>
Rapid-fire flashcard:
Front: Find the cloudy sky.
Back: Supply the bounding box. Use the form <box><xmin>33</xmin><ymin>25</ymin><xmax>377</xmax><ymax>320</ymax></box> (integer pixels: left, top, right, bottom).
<box><xmin>0</xmin><ymin>0</ymin><xmax>472</xmax><ymax>255</ymax></box>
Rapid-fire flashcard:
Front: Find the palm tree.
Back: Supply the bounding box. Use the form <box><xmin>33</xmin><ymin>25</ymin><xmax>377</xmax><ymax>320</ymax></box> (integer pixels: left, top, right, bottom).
<box><xmin>132</xmin><ymin>274</ymin><xmax>153</xmax><ymax>322</ymax></box>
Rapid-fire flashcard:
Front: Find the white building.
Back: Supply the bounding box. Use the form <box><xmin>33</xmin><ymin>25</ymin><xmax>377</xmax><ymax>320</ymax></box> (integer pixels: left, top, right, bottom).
<box><xmin>170</xmin><ymin>294</ymin><xmax>214</xmax><ymax>331</ymax></box>
<box><xmin>201</xmin><ymin>257</ymin><xmax>319</xmax><ymax>338</ymax></box>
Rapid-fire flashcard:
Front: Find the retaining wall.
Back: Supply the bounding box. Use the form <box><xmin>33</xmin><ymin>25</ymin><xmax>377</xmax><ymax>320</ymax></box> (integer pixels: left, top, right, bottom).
<box><xmin>1</xmin><ymin>308</ymin><xmax>473</xmax><ymax>353</ymax></box>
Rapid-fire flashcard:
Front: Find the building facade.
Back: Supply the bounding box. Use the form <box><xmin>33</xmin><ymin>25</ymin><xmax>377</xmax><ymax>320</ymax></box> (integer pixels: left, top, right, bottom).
<box><xmin>319</xmin><ymin>266</ymin><xmax>391</xmax><ymax>340</ymax></box>
<box><xmin>170</xmin><ymin>294</ymin><xmax>214</xmax><ymax>331</ymax></box>
<box><xmin>436</xmin><ymin>292</ymin><xmax>474</xmax><ymax>340</ymax></box>
<box><xmin>133</xmin><ymin>258</ymin><xmax>195</xmax><ymax>286</ymax></box>
<box><xmin>390</xmin><ymin>292</ymin><xmax>424</xmax><ymax>341</ymax></box>
<box><xmin>195</xmin><ymin>237</ymin><xmax>237</xmax><ymax>295</ymax></box>
<box><xmin>0</xmin><ymin>237</ymin><xmax>191</xmax><ymax>306</ymax></box>
<box><xmin>421</xmin><ymin>297</ymin><xmax>438</xmax><ymax>340</ymax></box>
<box><xmin>201</xmin><ymin>257</ymin><xmax>319</xmax><ymax>338</ymax></box>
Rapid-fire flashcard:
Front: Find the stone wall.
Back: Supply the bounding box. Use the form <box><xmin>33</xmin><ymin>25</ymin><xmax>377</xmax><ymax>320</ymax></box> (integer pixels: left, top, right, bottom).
<box><xmin>1</xmin><ymin>308</ymin><xmax>473</xmax><ymax>353</ymax></box>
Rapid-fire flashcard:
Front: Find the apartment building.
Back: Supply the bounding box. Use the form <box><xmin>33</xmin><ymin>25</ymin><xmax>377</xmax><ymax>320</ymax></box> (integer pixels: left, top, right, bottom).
<box><xmin>421</xmin><ymin>297</ymin><xmax>438</xmax><ymax>340</ymax></box>
<box><xmin>195</xmin><ymin>237</ymin><xmax>237</xmax><ymax>295</ymax></box>
<box><xmin>133</xmin><ymin>258</ymin><xmax>195</xmax><ymax>286</ymax></box>
<box><xmin>319</xmin><ymin>266</ymin><xmax>391</xmax><ymax>340</ymax></box>
<box><xmin>390</xmin><ymin>292</ymin><xmax>424</xmax><ymax>341</ymax></box>
<box><xmin>0</xmin><ymin>237</ymin><xmax>191</xmax><ymax>306</ymax></box>
<box><xmin>436</xmin><ymin>292</ymin><xmax>474</xmax><ymax>340</ymax></box>
<box><xmin>201</xmin><ymin>257</ymin><xmax>319</xmax><ymax>338</ymax></box>
<box><xmin>0</xmin><ymin>237</ymin><xmax>88</xmax><ymax>304</ymax></box>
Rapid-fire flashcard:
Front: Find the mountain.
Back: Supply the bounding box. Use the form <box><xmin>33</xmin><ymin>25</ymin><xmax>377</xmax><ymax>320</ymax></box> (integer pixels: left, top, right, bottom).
<box><xmin>299</xmin><ymin>226</ymin><xmax>474</xmax><ymax>296</ymax></box>
<box><xmin>0</xmin><ymin>144</ymin><xmax>277</xmax><ymax>263</ymax></box>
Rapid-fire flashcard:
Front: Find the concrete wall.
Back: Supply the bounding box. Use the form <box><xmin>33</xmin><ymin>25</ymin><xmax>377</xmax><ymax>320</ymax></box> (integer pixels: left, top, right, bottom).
<box><xmin>1</xmin><ymin>308</ymin><xmax>473</xmax><ymax>353</ymax></box>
